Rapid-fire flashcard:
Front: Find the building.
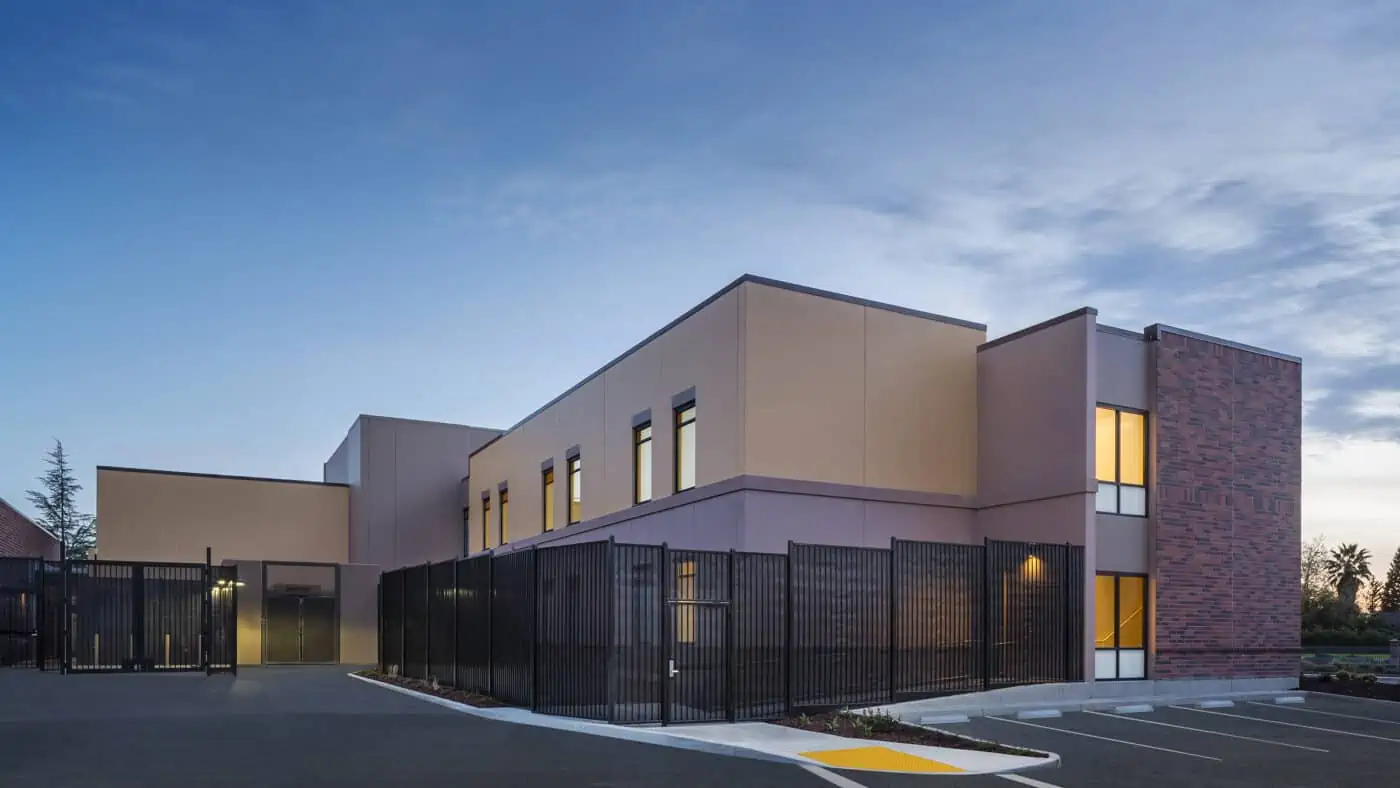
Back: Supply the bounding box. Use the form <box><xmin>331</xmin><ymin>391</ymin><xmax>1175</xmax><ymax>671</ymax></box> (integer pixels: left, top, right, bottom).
<box><xmin>94</xmin><ymin>415</ymin><xmax>499</xmax><ymax>666</ymax></box>
<box><xmin>0</xmin><ymin>496</ymin><xmax>59</xmax><ymax>560</ymax></box>
<box><xmin>94</xmin><ymin>274</ymin><xmax>1301</xmax><ymax>683</ymax></box>
<box><xmin>461</xmin><ymin>275</ymin><xmax>1302</xmax><ymax>682</ymax></box>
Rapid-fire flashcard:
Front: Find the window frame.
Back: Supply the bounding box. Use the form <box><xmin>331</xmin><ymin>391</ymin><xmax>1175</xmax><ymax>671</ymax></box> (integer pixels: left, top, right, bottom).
<box><xmin>481</xmin><ymin>495</ymin><xmax>492</xmax><ymax>551</ymax></box>
<box><xmin>462</xmin><ymin>505</ymin><xmax>470</xmax><ymax>557</ymax></box>
<box><xmin>1095</xmin><ymin>404</ymin><xmax>1149</xmax><ymax>517</ymax></box>
<box><xmin>673</xmin><ymin>401</ymin><xmax>696</xmax><ymax>493</ymax></box>
<box><xmin>1094</xmin><ymin>571</ymin><xmax>1150</xmax><ymax>681</ymax></box>
<box><xmin>542</xmin><ymin>466</ymin><xmax>555</xmax><ymax>532</ymax></box>
<box><xmin>566</xmin><ymin>455</ymin><xmax>582</xmax><ymax>525</ymax></box>
<box><xmin>633</xmin><ymin>421</ymin><xmax>653</xmax><ymax>505</ymax></box>
<box><xmin>498</xmin><ymin>486</ymin><xmax>510</xmax><ymax>545</ymax></box>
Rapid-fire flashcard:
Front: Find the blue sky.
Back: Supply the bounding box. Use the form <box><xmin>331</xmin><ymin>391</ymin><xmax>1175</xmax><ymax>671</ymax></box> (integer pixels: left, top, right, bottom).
<box><xmin>3</xmin><ymin>0</ymin><xmax>1399</xmax><ymax>564</ymax></box>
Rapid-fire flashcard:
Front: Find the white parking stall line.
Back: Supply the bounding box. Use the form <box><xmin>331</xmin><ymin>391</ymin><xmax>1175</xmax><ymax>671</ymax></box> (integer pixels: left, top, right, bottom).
<box><xmin>1083</xmin><ymin>710</ymin><xmax>1329</xmax><ymax>752</ymax></box>
<box><xmin>1172</xmin><ymin>706</ymin><xmax>1400</xmax><ymax>743</ymax></box>
<box><xmin>1246</xmin><ymin>700</ymin><xmax>1400</xmax><ymax>727</ymax></box>
<box><xmin>987</xmin><ymin>716</ymin><xmax>1222</xmax><ymax>761</ymax></box>
<box><xmin>1000</xmin><ymin>773</ymin><xmax>1067</xmax><ymax>788</ymax></box>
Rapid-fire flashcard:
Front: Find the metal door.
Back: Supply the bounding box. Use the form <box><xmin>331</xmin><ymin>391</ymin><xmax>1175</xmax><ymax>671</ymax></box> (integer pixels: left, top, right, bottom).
<box><xmin>264</xmin><ymin>596</ymin><xmax>301</xmax><ymax>663</ymax></box>
<box><xmin>664</xmin><ymin>550</ymin><xmax>730</xmax><ymax>724</ymax></box>
<box><xmin>300</xmin><ymin>596</ymin><xmax>338</xmax><ymax>663</ymax></box>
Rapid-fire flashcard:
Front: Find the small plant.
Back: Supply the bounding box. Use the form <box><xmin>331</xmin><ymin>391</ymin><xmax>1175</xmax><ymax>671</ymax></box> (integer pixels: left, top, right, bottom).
<box><xmin>850</xmin><ymin>716</ymin><xmax>874</xmax><ymax>737</ymax></box>
<box><xmin>825</xmin><ymin>715</ymin><xmax>842</xmax><ymax>733</ymax></box>
<box><xmin>860</xmin><ymin>709</ymin><xmax>903</xmax><ymax>734</ymax></box>
<box><xmin>1336</xmin><ymin>669</ymin><xmax>1353</xmax><ymax>681</ymax></box>
<box><xmin>1361</xmin><ymin>673</ymin><xmax>1379</xmax><ymax>684</ymax></box>
<box><xmin>796</xmin><ymin>713</ymin><xmax>812</xmax><ymax>728</ymax></box>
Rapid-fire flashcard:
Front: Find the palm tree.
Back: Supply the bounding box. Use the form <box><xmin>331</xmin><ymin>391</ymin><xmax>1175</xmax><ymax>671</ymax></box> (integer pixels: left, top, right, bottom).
<box><xmin>1324</xmin><ymin>543</ymin><xmax>1373</xmax><ymax>612</ymax></box>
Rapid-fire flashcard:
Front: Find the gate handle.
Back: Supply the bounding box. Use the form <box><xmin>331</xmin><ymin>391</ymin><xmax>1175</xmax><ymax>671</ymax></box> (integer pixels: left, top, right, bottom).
<box><xmin>668</xmin><ymin>659</ymin><xmax>680</xmax><ymax>678</ymax></box>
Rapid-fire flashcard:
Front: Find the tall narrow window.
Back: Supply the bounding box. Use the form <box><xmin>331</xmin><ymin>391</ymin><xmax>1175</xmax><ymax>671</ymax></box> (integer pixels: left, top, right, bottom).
<box><xmin>542</xmin><ymin>468</ymin><xmax>555</xmax><ymax>532</ymax></box>
<box><xmin>1094</xmin><ymin>573</ymin><xmax>1147</xmax><ymax>680</ymax></box>
<box><xmin>1095</xmin><ymin>406</ymin><xmax>1147</xmax><ymax>516</ymax></box>
<box><xmin>499</xmin><ymin>488</ymin><xmax>510</xmax><ymax>545</ymax></box>
<box><xmin>634</xmin><ymin>422</ymin><xmax>653</xmax><ymax>504</ymax></box>
<box><xmin>567</xmin><ymin>456</ymin><xmax>582</xmax><ymax>524</ymax></box>
<box><xmin>462</xmin><ymin>506</ymin><xmax>470</xmax><ymax>557</ymax></box>
<box><xmin>482</xmin><ymin>497</ymin><xmax>492</xmax><ymax>550</ymax></box>
<box><xmin>674</xmin><ymin>403</ymin><xmax>696</xmax><ymax>493</ymax></box>
<box><xmin>675</xmin><ymin>560</ymin><xmax>696</xmax><ymax>643</ymax></box>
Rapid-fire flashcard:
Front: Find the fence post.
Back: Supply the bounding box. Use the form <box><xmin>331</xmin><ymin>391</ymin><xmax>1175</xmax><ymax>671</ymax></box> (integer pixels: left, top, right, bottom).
<box><xmin>604</xmin><ymin>537</ymin><xmax>616</xmax><ymax>723</ymax></box>
<box><xmin>204</xmin><ymin>546</ymin><xmax>213</xmax><ymax>676</ymax></box>
<box><xmin>726</xmin><ymin>548</ymin><xmax>737</xmax><ymax>723</ymax></box>
<box><xmin>659</xmin><ymin>542</ymin><xmax>670</xmax><ymax>726</ymax></box>
<box><xmin>423</xmin><ymin>562</ymin><xmax>432</xmax><ymax>681</ymax></box>
<box><xmin>982</xmin><ymin>537</ymin><xmax>991</xmax><ymax>692</ymax></box>
<box><xmin>784</xmin><ymin>540</ymin><xmax>794</xmax><ymax>716</ymax></box>
<box><xmin>889</xmin><ymin>537</ymin><xmax>898</xmax><ymax>705</ymax></box>
<box><xmin>451</xmin><ymin>561</ymin><xmax>460</xmax><ymax>690</ymax></box>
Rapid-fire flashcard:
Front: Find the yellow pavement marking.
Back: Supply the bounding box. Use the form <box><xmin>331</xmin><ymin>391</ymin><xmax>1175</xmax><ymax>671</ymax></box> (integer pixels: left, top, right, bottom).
<box><xmin>798</xmin><ymin>745</ymin><xmax>965</xmax><ymax>773</ymax></box>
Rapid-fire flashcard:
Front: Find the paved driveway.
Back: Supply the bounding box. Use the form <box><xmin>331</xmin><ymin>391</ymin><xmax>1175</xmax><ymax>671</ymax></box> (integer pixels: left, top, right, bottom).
<box><xmin>0</xmin><ymin>667</ymin><xmax>1008</xmax><ymax>788</ymax></box>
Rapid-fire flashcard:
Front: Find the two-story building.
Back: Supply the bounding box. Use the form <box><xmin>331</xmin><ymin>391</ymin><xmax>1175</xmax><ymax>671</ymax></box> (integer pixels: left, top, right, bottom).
<box><xmin>95</xmin><ymin>274</ymin><xmax>1301</xmax><ymax>681</ymax></box>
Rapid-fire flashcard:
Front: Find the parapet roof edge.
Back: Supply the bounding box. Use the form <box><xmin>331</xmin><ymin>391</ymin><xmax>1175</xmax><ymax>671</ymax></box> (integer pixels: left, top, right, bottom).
<box><xmin>470</xmin><ymin>274</ymin><xmax>988</xmax><ymax>458</ymax></box>
<box><xmin>1145</xmin><ymin>324</ymin><xmax>1302</xmax><ymax>364</ymax></box>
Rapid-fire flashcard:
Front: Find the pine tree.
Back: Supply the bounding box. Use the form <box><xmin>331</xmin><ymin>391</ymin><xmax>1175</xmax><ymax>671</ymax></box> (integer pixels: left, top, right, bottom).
<box><xmin>1379</xmin><ymin>548</ymin><xmax>1400</xmax><ymax>613</ymax></box>
<box><xmin>25</xmin><ymin>439</ymin><xmax>97</xmax><ymax>559</ymax></box>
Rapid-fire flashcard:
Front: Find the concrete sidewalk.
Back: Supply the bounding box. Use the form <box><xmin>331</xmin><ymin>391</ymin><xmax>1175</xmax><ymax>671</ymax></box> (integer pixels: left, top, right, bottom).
<box><xmin>348</xmin><ymin>674</ymin><xmax>1057</xmax><ymax>776</ymax></box>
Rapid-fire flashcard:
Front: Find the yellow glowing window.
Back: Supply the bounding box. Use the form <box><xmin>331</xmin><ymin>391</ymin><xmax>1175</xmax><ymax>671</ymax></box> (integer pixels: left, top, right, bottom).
<box><xmin>675</xmin><ymin>560</ymin><xmax>696</xmax><ymax>643</ymax></box>
<box><xmin>1118</xmin><ymin>575</ymin><xmax>1145</xmax><ymax>648</ymax></box>
<box><xmin>482</xmin><ymin>498</ymin><xmax>493</xmax><ymax>549</ymax></box>
<box><xmin>1095</xmin><ymin>574</ymin><xmax>1117</xmax><ymax>648</ymax></box>
<box><xmin>499</xmin><ymin>488</ymin><xmax>510</xmax><ymax>545</ymax></box>
<box><xmin>1095</xmin><ymin>406</ymin><xmax>1147</xmax><ymax>515</ymax></box>
<box><xmin>542</xmin><ymin>468</ymin><xmax>555</xmax><ymax>532</ymax></box>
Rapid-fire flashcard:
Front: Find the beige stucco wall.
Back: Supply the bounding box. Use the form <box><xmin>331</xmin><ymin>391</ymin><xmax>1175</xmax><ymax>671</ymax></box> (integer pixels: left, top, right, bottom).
<box><xmin>468</xmin><ymin>286</ymin><xmax>744</xmax><ymax>550</ymax></box>
<box><xmin>742</xmin><ymin>282</ymin><xmax>983</xmax><ymax>495</ymax></box>
<box><xmin>97</xmin><ymin>468</ymin><xmax>349</xmax><ymax>564</ymax></box>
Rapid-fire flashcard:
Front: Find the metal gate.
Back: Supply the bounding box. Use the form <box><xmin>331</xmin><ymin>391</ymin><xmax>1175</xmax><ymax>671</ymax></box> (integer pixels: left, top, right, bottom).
<box><xmin>0</xmin><ymin>558</ymin><xmax>43</xmax><ymax>667</ymax></box>
<box><xmin>663</xmin><ymin>549</ymin><xmax>730</xmax><ymax>724</ymax></box>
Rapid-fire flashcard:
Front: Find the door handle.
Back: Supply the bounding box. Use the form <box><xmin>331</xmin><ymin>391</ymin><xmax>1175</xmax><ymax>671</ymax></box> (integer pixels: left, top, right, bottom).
<box><xmin>668</xmin><ymin>659</ymin><xmax>680</xmax><ymax>678</ymax></box>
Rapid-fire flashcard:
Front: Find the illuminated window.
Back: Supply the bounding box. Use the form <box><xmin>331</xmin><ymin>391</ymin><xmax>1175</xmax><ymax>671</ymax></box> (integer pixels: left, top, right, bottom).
<box><xmin>634</xmin><ymin>423</ymin><xmax>653</xmax><ymax>504</ymax></box>
<box><xmin>1094</xmin><ymin>573</ymin><xmax>1147</xmax><ymax>680</ymax></box>
<box><xmin>675</xmin><ymin>560</ymin><xmax>696</xmax><ymax>643</ymax></box>
<box><xmin>1095</xmin><ymin>406</ymin><xmax>1147</xmax><ymax>516</ymax></box>
<box><xmin>674</xmin><ymin>403</ymin><xmax>696</xmax><ymax>492</ymax></box>
<box><xmin>567</xmin><ymin>456</ymin><xmax>582</xmax><ymax>524</ymax></box>
<box><xmin>542</xmin><ymin>468</ymin><xmax>555</xmax><ymax>532</ymax></box>
<box><xmin>499</xmin><ymin>488</ymin><xmax>510</xmax><ymax>545</ymax></box>
<box><xmin>482</xmin><ymin>497</ymin><xmax>492</xmax><ymax>549</ymax></box>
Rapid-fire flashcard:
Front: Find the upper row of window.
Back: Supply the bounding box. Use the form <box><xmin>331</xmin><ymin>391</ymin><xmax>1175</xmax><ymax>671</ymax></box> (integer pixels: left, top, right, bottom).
<box><xmin>469</xmin><ymin>399</ymin><xmax>697</xmax><ymax>553</ymax></box>
<box><xmin>1095</xmin><ymin>405</ymin><xmax>1146</xmax><ymax>516</ymax></box>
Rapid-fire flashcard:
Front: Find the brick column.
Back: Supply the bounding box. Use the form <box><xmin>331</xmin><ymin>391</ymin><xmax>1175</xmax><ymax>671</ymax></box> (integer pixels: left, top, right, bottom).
<box><xmin>1151</xmin><ymin>330</ymin><xmax>1301</xmax><ymax>679</ymax></box>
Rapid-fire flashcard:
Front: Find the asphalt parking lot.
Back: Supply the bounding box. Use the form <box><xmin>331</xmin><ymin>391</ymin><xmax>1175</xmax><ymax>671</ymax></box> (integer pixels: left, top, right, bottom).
<box><xmin>927</xmin><ymin>693</ymin><xmax>1400</xmax><ymax>788</ymax></box>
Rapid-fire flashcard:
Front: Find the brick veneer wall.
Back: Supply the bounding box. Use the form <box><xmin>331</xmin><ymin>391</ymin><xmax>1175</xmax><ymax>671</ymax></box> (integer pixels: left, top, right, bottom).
<box><xmin>1152</xmin><ymin>331</ymin><xmax>1302</xmax><ymax>679</ymax></box>
<box><xmin>0</xmin><ymin>497</ymin><xmax>59</xmax><ymax>560</ymax></box>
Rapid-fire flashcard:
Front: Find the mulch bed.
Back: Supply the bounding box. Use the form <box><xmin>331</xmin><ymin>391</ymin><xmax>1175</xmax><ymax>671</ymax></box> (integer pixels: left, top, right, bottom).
<box><xmin>353</xmin><ymin>670</ymin><xmax>508</xmax><ymax>708</ymax></box>
<box><xmin>1300</xmin><ymin>676</ymin><xmax>1400</xmax><ymax>702</ymax></box>
<box><xmin>771</xmin><ymin>711</ymin><xmax>1043</xmax><ymax>756</ymax></box>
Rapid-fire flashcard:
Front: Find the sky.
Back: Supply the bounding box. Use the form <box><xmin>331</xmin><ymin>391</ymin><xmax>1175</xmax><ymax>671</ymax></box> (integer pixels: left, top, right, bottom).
<box><xmin>2</xmin><ymin>0</ymin><xmax>1399</xmax><ymax>566</ymax></box>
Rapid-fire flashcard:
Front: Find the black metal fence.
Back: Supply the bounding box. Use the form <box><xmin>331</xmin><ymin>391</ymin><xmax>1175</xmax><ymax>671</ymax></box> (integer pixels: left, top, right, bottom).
<box><xmin>0</xmin><ymin>555</ymin><xmax>238</xmax><ymax>674</ymax></box>
<box><xmin>379</xmin><ymin>537</ymin><xmax>1084</xmax><ymax>723</ymax></box>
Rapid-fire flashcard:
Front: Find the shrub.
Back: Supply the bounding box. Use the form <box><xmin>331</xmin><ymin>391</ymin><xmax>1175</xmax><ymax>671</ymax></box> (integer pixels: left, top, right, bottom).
<box><xmin>1336</xmin><ymin>670</ymin><xmax>1353</xmax><ymax>681</ymax></box>
<box><xmin>1361</xmin><ymin>673</ymin><xmax>1379</xmax><ymax>684</ymax></box>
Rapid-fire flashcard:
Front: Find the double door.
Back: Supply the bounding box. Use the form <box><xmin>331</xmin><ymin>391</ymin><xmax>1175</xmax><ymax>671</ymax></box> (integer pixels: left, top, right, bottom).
<box><xmin>265</xmin><ymin>594</ymin><xmax>337</xmax><ymax>664</ymax></box>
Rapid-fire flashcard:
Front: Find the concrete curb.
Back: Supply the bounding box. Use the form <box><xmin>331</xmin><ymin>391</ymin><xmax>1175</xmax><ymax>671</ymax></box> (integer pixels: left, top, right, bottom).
<box><xmin>347</xmin><ymin>673</ymin><xmax>1061</xmax><ymax>775</ymax></box>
